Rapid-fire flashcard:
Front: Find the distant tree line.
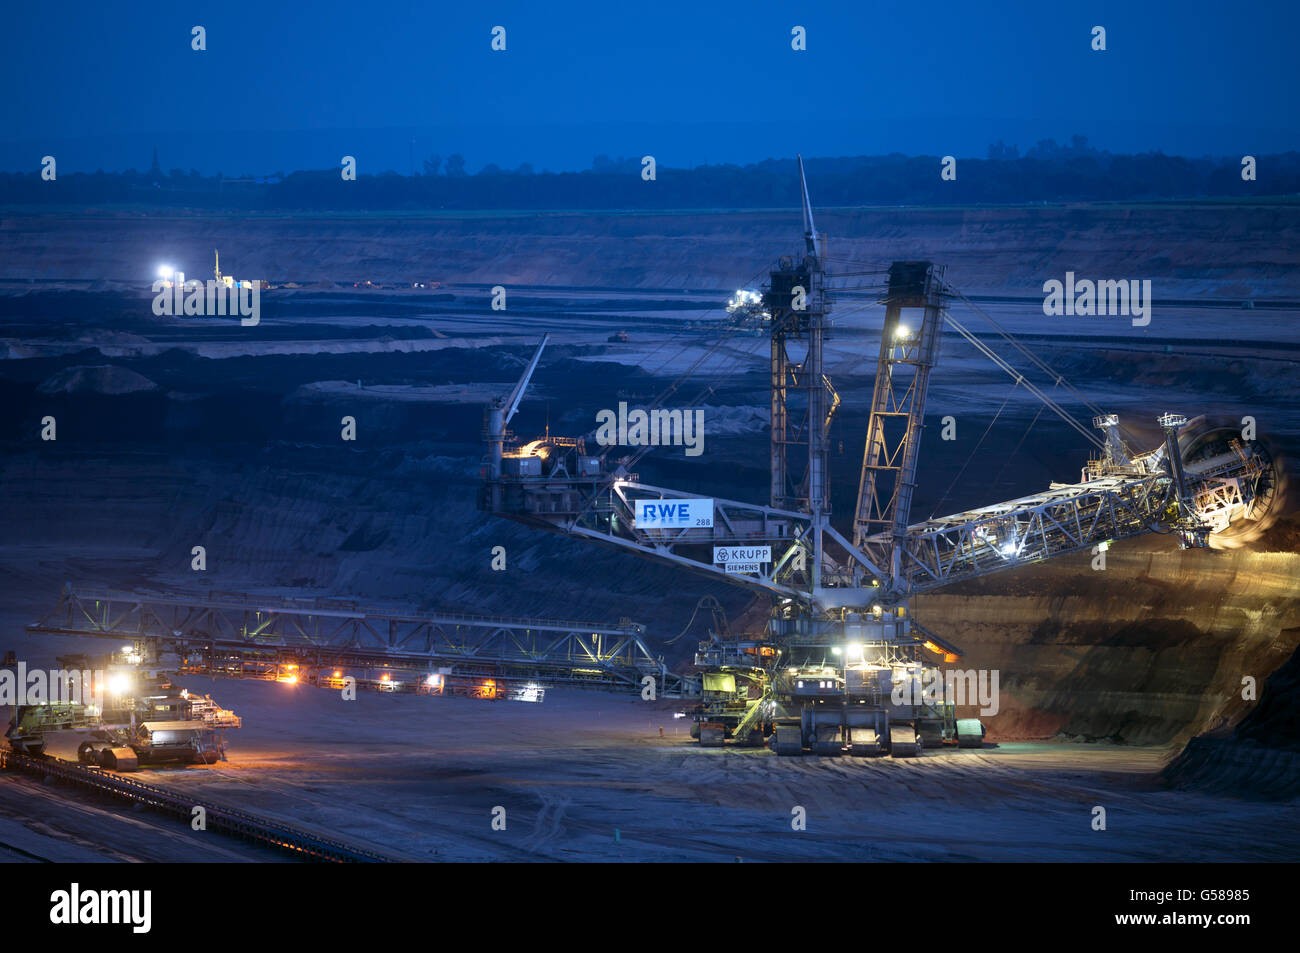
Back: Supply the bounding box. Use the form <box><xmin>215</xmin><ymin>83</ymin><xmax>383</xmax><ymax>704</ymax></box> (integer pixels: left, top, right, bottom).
<box><xmin>3</xmin><ymin>140</ymin><xmax>1296</xmax><ymax>210</ymax></box>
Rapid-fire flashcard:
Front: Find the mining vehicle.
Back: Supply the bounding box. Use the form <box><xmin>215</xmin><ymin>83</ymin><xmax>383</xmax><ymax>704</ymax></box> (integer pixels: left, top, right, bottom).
<box><xmin>79</xmin><ymin>667</ymin><xmax>240</xmax><ymax>770</ymax></box>
<box><xmin>4</xmin><ymin>704</ymin><xmax>100</xmax><ymax>757</ymax></box>
<box><xmin>480</xmin><ymin>157</ymin><xmax>1282</xmax><ymax>756</ymax></box>
<box><xmin>4</xmin><ymin>656</ymin><xmax>239</xmax><ymax>771</ymax></box>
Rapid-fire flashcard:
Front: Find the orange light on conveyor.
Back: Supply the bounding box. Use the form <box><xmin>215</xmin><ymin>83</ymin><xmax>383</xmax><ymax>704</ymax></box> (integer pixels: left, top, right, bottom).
<box><xmin>922</xmin><ymin>640</ymin><xmax>961</xmax><ymax>663</ymax></box>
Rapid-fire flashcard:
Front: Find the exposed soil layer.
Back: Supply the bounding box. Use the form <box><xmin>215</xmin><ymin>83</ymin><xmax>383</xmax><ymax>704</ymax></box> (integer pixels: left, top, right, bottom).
<box><xmin>1161</xmin><ymin>626</ymin><xmax>1300</xmax><ymax>800</ymax></box>
<box><xmin>914</xmin><ymin>522</ymin><xmax>1300</xmax><ymax>752</ymax></box>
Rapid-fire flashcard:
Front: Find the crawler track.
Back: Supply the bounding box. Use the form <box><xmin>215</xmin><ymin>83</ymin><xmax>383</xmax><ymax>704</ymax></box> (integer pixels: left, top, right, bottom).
<box><xmin>0</xmin><ymin>749</ymin><xmax>396</xmax><ymax>863</ymax></box>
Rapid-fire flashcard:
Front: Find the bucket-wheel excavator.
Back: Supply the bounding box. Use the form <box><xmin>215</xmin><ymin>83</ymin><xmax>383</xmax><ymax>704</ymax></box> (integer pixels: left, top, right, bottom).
<box><xmin>479</xmin><ymin>157</ymin><xmax>1279</xmax><ymax>756</ymax></box>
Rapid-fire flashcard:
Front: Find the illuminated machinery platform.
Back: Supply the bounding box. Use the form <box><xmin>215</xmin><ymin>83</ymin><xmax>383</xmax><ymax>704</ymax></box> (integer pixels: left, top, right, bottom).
<box><xmin>28</xmin><ymin>586</ymin><xmax>694</xmax><ymax>700</ymax></box>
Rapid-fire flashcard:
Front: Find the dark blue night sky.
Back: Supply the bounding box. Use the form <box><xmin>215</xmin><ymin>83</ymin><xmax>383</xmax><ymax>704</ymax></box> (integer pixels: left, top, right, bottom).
<box><xmin>2</xmin><ymin>0</ymin><xmax>1297</xmax><ymax>174</ymax></box>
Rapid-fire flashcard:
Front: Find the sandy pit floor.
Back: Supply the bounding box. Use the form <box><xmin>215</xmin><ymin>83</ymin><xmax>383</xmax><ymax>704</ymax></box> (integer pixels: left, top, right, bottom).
<box><xmin>21</xmin><ymin>677</ymin><xmax>1292</xmax><ymax>863</ymax></box>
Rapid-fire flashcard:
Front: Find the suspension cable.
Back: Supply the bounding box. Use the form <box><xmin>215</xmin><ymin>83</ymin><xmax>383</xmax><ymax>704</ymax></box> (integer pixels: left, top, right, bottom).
<box><xmin>928</xmin><ymin>380</ymin><xmax>1021</xmax><ymax>519</ymax></box>
<box><xmin>943</xmin><ymin>311</ymin><xmax>1106</xmax><ymax>452</ymax></box>
<box><xmin>942</xmin><ymin>281</ymin><xmax>1143</xmax><ymax>450</ymax></box>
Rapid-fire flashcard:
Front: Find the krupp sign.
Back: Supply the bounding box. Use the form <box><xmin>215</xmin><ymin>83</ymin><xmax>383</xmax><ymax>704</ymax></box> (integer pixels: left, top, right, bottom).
<box><xmin>714</xmin><ymin>545</ymin><xmax>771</xmax><ymax>574</ymax></box>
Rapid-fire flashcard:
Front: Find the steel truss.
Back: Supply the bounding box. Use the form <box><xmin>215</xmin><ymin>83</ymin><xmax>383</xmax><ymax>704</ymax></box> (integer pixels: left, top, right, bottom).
<box><xmin>27</xmin><ymin>587</ymin><xmax>692</xmax><ymax>696</ymax></box>
<box><xmin>501</xmin><ymin>468</ymin><xmax>1177</xmax><ymax>610</ymax></box>
<box><xmin>893</xmin><ymin>473</ymin><xmax>1172</xmax><ymax>591</ymax></box>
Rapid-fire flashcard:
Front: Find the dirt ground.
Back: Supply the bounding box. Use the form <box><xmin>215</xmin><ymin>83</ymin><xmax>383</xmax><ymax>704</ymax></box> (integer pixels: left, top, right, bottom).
<box><xmin>14</xmin><ymin>678</ymin><xmax>1289</xmax><ymax>863</ymax></box>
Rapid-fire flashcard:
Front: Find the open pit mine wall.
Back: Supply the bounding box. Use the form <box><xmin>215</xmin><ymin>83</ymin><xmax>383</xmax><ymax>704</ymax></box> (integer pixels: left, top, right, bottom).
<box><xmin>3</xmin><ymin>203</ymin><xmax>1299</xmax><ymax>298</ymax></box>
<box><xmin>914</xmin><ymin>520</ymin><xmax>1300</xmax><ymax>793</ymax></box>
